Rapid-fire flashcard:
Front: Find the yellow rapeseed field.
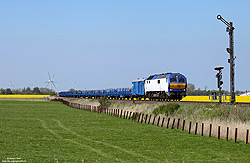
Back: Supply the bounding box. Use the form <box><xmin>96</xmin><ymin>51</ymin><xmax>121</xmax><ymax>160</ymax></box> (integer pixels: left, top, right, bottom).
<box><xmin>0</xmin><ymin>95</ymin><xmax>50</xmax><ymax>98</ymax></box>
<box><xmin>181</xmin><ymin>95</ymin><xmax>250</xmax><ymax>103</ymax></box>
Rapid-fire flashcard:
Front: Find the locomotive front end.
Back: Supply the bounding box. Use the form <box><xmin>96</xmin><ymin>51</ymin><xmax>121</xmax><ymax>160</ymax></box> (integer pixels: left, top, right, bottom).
<box><xmin>167</xmin><ymin>73</ymin><xmax>187</xmax><ymax>100</ymax></box>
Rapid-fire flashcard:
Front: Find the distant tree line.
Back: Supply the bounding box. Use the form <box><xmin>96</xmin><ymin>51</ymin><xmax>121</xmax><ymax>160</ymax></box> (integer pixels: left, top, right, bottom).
<box><xmin>187</xmin><ymin>83</ymin><xmax>244</xmax><ymax>96</ymax></box>
<box><xmin>0</xmin><ymin>87</ymin><xmax>56</xmax><ymax>95</ymax></box>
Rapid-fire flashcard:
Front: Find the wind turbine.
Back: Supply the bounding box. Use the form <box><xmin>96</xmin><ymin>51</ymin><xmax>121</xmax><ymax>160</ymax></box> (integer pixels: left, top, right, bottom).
<box><xmin>31</xmin><ymin>81</ymin><xmax>36</xmax><ymax>89</ymax></box>
<box><xmin>45</xmin><ymin>73</ymin><xmax>57</xmax><ymax>91</ymax></box>
<box><xmin>74</xmin><ymin>81</ymin><xmax>80</xmax><ymax>90</ymax></box>
<box><xmin>8</xmin><ymin>80</ymin><xmax>15</xmax><ymax>89</ymax></box>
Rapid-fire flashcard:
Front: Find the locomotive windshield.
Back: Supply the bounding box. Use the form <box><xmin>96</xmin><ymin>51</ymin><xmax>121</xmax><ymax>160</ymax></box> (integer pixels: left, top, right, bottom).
<box><xmin>178</xmin><ymin>77</ymin><xmax>185</xmax><ymax>83</ymax></box>
<box><xmin>170</xmin><ymin>78</ymin><xmax>177</xmax><ymax>83</ymax></box>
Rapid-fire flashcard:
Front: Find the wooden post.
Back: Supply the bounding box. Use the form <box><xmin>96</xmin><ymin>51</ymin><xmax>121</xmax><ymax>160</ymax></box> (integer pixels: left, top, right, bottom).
<box><xmin>129</xmin><ymin>112</ymin><xmax>133</xmax><ymax>120</ymax></box>
<box><xmin>177</xmin><ymin>118</ymin><xmax>180</xmax><ymax>129</ymax></box>
<box><xmin>120</xmin><ymin>110</ymin><xmax>123</xmax><ymax>118</ymax></box>
<box><xmin>195</xmin><ymin>122</ymin><xmax>198</xmax><ymax>135</ymax></box>
<box><xmin>132</xmin><ymin>112</ymin><xmax>135</xmax><ymax>121</ymax></box>
<box><xmin>145</xmin><ymin>114</ymin><xmax>148</xmax><ymax>124</ymax></box>
<box><xmin>235</xmin><ymin>128</ymin><xmax>238</xmax><ymax>143</ymax></box>
<box><xmin>148</xmin><ymin>115</ymin><xmax>152</xmax><ymax>124</ymax></box>
<box><xmin>134</xmin><ymin>113</ymin><xmax>138</xmax><ymax>121</ymax></box>
<box><xmin>218</xmin><ymin>126</ymin><xmax>220</xmax><ymax>140</ymax></box>
<box><xmin>137</xmin><ymin>113</ymin><xmax>141</xmax><ymax>122</ymax></box>
<box><xmin>152</xmin><ymin>116</ymin><xmax>156</xmax><ymax>125</ymax></box>
<box><xmin>226</xmin><ymin>127</ymin><xmax>229</xmax><ymax>141</ymax></box>
<box><xmin>128</xmin><ymin>112</ymin><xmax>132</xmax><ymax>119</ymax></box>
<box><xmin>161</xmin><ymin>117</ymin><xmax>165</xmax><ymax>127</ymax></box>
<box><xmin>141</xmin><ymin>114</ymin><xmax>144</xmax><ymax>123</ymax></box>
<box><xmin>166</xmin><ymin>118</ymin><xmax>170</xmax><ymax>128</ymax></box>
<box><xmin>171</xmin><ymin>118</ymin><xmax>175</xmax><ymax>129</ymax></box>
<box><xmin>189</xmin><ymin>121</ymin><xmax>191</xmax><ymax>134</ymax></box>
<box><xmin>246</xmin><ymin>129</ymin><xmax>249</xmax><ymax>144</ymax></box>
<box><xmin>209</xmin><ymin>124</ymin><xmax>212</xmax><ymax>137</ymax></box>
<box><xmin>157</xmin><ymin>116</ymin><xmax>161</xmax><ymax>126</ymax></box>
<box><xmin>182</xmin><ymin>120</ymin><xmax>185</xmax><ymax>131</ymax></box>
<box><xmin>126</xmin><ymin>111</ymin><xmax>129</xmax><ymax>119</ymax></box>
<box><xmin>198</xmin><ymin>123</ymin><xmax>202</xmax><ymax>136</ymax></box>
<box><xmin>117</xmin><ymin>109</ymin><xmax>120</xmax><ymax>117</ymax></box>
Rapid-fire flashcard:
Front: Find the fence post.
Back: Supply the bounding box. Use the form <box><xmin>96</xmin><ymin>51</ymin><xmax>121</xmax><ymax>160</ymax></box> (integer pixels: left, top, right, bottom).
<box><xmin>189</xmin><ymin>121</ymin><xmax>192</xmax><ymax>134</ymax></box>
<box><xmin>177</xmin><ymin>118</ymin><xmax>180</xmax><ymax>129</ymax></box>
<box><xmin>126</xmin><ymin>111</ymin><xmax>129</xmax><ymax>119</ymax></box>
<box><xmin>120</xmin><ymin>110</ymin><xmax>123</xmax><ymax>118</ymax></box>
<box><xmin>246</xmin><ymin>129</ymin><xmax>249</xmax><ymax>144</ymax></box>
<box><xmin>171</xmin><ymin>118</ymin><xmax>175</xmax><ymax>129</ymax></box>
<box><xmin>226</xmin><ymin>127</ymin><xmax>229</xmax><ymax>141</ymax></box>
<box><xmin>141</xmin><ymin>114</ymin><xmax>144</xmax><ymax>123</ymax></box>
<box><xmin>148</xmin><ymin>115</ymin><xmax>152</xmax><ymax>124</ymax></box>
<box><xmin>157</xmin><ymin>117</ymin><xmax>161</xmax><ymax>126</ymax></box>
<box><xmin>152</xmin><ymin>116</ymin><xmax>156</xmax><ymax>125</ymax></box>
<box><xmin>131</xmin><ymin>112</ymin><xmax>134</xmax><ymax>120</ymax></box>
<box><xmin>161</xmin><ymin>117</ymin><xmax>165</xmax><ymax>127</ymax></box>
<box><xmin>166</xmin><ymin>118</ymin><xmax>170</xmax><ymax>128</ymax></box>
<box><xmin>201</xmin><ymin>123</ymin><xmax>204</xmax><ymax>136</ymax></box>
<box><xmin>128</xmin><ymin>112</ymin><xmax>132</xmax><ymax>120</ymax></box>
<box><xmin>123</xmin><ymin>111</ymin><xmax>126</xmax><ymax>119</ymax></box>
<box><xmin>209</xmin><ymin>124</ymin><xmax>212</xmax><ymax>137</ymax></box>
<box><xmin>218</xmin><ymin>126</ymin><xmax>220</xmax><ymax>140</ymax></box>
<box><xmin>134</xmin><ymin>113</ymin><xmax>138</xmax><ymax>121</ymax></box>
<box><xmin>145</xmin><ymin>114</ymin><xmax>148</xmax><ymax>124</ymax></box>
<box><xmin>137</xmin><ymin>113</ymin><xmax>141</xmax><ymax>122</ymax></box>
<box><xmin>182</xmin><ymin>120</ymin><xmax>185</xmax><ymax>131</ymax></box>
<box><xmin>235</xmin><ymin>128</ymin><xmax>238</xmax><ymax>143</ymax></box>
<box><xmin>195</xmin><ymin>122</ymin><xmax>198</xmax><ymax>135</ymax></box>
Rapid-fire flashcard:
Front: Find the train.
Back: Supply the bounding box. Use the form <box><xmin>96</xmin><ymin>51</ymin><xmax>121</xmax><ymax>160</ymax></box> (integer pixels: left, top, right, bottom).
<box><xmin>59</xmin><ymin>72</ymin><xmax>187</xmax><ymax>101</ymax></box>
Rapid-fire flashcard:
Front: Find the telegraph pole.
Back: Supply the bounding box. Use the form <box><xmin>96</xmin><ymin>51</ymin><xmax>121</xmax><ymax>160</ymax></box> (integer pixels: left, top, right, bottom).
<box><xmin>217</xmin><ymin>15</ymin><xmax>235</xmax><ymax>104</ymax></box>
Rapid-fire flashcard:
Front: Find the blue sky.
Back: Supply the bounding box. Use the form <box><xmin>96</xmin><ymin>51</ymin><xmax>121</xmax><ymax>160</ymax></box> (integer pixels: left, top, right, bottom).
<box><xmin>0</xmin><ymin>0</ymin><xmax>249</xmax><ymax>92</ymax></box>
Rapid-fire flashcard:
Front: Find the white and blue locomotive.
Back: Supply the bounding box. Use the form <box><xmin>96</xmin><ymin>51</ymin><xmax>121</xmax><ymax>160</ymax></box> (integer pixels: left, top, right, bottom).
<box><xmin>132</xmin><ymin>73</ymin><xmax>187</xmax><ymax>100</ymax></box>
<box><xmin>59</xmin><ymin>72</ymin><xmax>187</xmax><ymax>100</ymax></box>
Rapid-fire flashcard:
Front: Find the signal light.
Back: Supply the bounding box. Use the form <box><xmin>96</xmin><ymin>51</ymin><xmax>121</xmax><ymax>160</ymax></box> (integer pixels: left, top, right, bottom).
<box><xmin>226</xmin><ymin>48</ymin><xmax>231</xmax><ymax>53</ymax></box>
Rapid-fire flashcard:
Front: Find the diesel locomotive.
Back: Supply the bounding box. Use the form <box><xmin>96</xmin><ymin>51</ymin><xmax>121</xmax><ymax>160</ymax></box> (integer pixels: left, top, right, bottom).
<box><xmin>59</xmin><ymin>72</ymin><xmax>187</xmax><ymax>101</ymax></box>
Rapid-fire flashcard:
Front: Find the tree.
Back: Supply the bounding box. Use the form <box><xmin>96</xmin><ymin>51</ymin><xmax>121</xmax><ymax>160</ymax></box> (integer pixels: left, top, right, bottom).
<box><xmin>25</xmin><ymin>87</ymin><xmax>33</xmax><ymax>94</ymax></box>
<box><xmin>187</xmin><ymin>83</ymin><xmax>195</xmax><ymax>92</ymax></box>
<box><xmin>69</xmin><ymin>88</ymin><xmax>76</xmax><ymax>91</ymax></box>
<box><xmin>0</xmin><ymin>88</ymin><xmax>6</xmax><ymax>95</ymax></box>
<box><xmin>33</xmin><ymin>87</ymin><xmax>40</xmax><ymax>95</ymax></box>
<box><xmin>5</xmin><ymin>88</ymin><xmax>13</xmax><ymax>95</ymax></box>
<box><xmin>40</xmin><ymin>88</ymin><xmax>52</xmax><ymax>95</ymax></box>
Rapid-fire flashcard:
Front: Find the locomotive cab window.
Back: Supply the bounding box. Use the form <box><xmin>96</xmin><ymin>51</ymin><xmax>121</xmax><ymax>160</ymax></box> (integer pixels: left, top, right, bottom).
<box><xmin>170</xmin><ymin>78</ymin><xmax>177</xmax><ymax>83</ymax></box>
<box><xmin>158</xmin><ymin>80</ymin><xmax>160</xmax><ymax>84</ymax></box>
<box><xmin>178</xmin><ymin>77</ymin><xmax>185</xmax><ymax>83</ymax></box>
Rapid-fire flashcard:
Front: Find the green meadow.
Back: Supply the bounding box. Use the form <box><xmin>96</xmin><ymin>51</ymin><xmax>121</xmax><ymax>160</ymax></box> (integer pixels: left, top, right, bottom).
<box><xmin>0</xmin><ymin>100</ymin><xmax>250</xmax><ymax>162</ymax></box>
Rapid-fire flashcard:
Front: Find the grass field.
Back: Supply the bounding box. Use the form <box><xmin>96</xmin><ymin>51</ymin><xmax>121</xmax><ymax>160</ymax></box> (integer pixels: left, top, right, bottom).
<box><xmin>1</xmin><ymin>100</ymin><xmax>250</xmax><ymax>162</ymax></box>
